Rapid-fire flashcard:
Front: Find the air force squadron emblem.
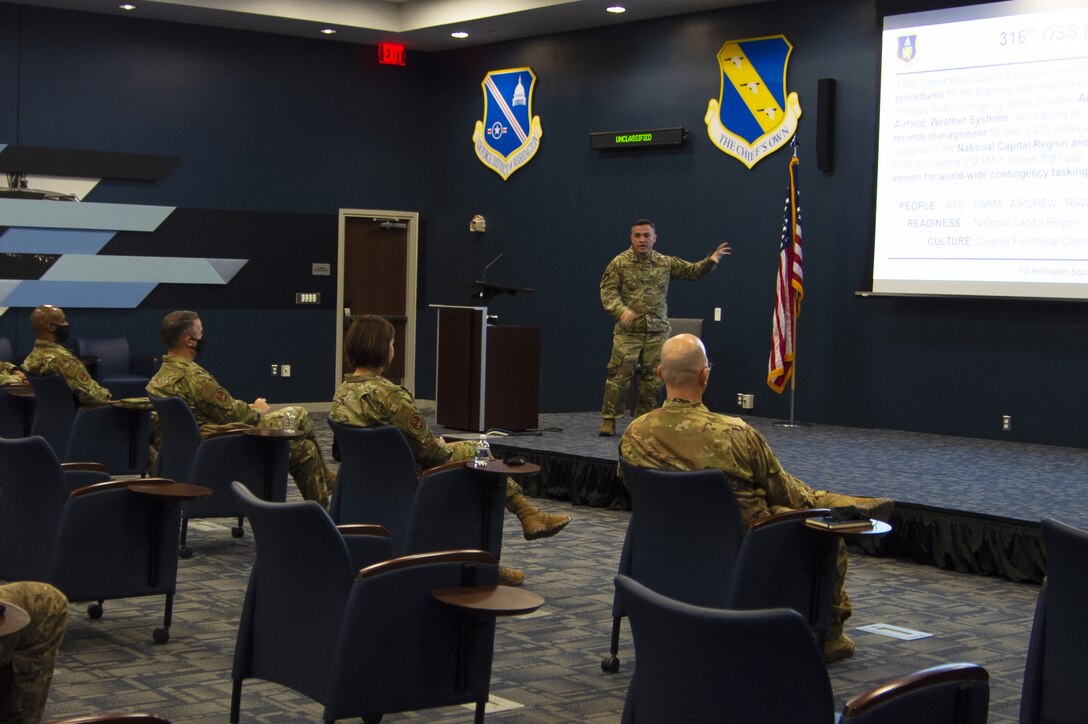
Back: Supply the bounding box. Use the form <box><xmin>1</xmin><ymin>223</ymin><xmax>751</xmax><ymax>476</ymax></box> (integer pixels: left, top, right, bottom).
<box><xmin>472</xmin><ymin>67</ymin><xmax>543</xmax><ymax>180</ymax></box>
<box><xmin>897</xmin><ymin>35</ymin><xmax>917</xmax><ymax>63</ymax></box>
<box><xmin>705</xmin><ymin>35</ymin><xmax>802</xmax><ymax>169</ymax></box>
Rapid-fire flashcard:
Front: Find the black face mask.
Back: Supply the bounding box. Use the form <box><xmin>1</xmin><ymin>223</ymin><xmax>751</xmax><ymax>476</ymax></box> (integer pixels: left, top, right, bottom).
<box><xmin>54</xmin><ymin>323</ymin><xmax>70</xmax><ymax>344</ymax></box>
<box><xmin>193</xmin><ymin>336</ymin><xmax>206</xmax><ymax>357</ymax></box>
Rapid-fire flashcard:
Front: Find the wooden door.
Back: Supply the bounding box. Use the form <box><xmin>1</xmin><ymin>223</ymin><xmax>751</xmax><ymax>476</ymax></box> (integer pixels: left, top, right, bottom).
<box><xmin>338</xmin><ymin>212</ymin><xmax>418</xmax><ymax>391</ymax></box>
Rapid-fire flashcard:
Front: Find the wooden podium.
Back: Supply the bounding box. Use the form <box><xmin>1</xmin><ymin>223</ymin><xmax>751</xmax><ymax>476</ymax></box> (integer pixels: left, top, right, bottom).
<box><xmin>431</xmin><ymin>305</ymin><xmax>540</xmax><ymax>432</ymax></box>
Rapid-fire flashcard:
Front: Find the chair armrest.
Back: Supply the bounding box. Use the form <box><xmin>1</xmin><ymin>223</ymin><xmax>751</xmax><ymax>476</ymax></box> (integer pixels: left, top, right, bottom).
<box><xmin>357</xmin><ymin>549</ymin><xmax>496</xmax><ymax>580</ymax></box>
<box><xmin>841</xmin><ymin>662</ymin><xmax>989</xmax><ymax>718</ymax></box>
<box><xmin>421</xmin><ymin>460</ymin><xmax>466</xmax><ymax>477</ymax></box>
<box><xmin>69</xmin><ymin>477</ymin><xmax>176</xmax><ymax>498</ymax></box>
<box><xmin>130</xmin><ymin>354</ymin><xmax>161</xmax><ymax>377</ymax></box>
<box><xmin>337</xmin><ymin>524</ymin><xmax>392</xmax><ymax>538</ymax></box>
<box><xmin>748</xmin><ymin>508</ymin><xmax>831</xmax><ymax>531</ymax></box>
<box><xmin>61</xmin><ymin>461</ymin><xmax>109</xmax><ymax>473</ymax></box>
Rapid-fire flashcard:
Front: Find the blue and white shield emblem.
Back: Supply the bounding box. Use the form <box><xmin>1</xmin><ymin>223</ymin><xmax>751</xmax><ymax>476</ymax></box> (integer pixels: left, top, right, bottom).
<box><xmin>705</xmin><ymin>35</ymin><xmax>802</xmax><ymax>169</ymax></box>
<box><xmin>897</xmin><ymin>35</ymin><xmax>917</xmax><ymax>64</ymax></box>
<box><xmin>472</xmin><ymin>67</ymin><xmax>543</xmax><ymax>180</ymax></box>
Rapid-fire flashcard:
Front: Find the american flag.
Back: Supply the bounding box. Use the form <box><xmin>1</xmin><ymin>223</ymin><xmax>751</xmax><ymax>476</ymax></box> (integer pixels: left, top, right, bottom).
<box><xmin>767</xmin><ymin>154</ymin><xmax>803</xmax><ymax>393</ymax></box>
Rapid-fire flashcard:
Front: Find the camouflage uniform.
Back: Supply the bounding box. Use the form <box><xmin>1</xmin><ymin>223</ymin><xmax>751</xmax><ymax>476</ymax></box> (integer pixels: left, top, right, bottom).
<box><xmin>330</xmin><ymin>374</ymin><xmax>522</xmax><ymax>499</ymax></box>
<box><xmin>599</xmin><ymin>249</ymin><xmax>718</xmax><ymax>418</ymax></box>
<box><xmin>22</xmin><ymin>340</ymin><xmax>110</xmax><ymax>405</ymax></box>
<box><xmin>0</xmin><ymin>581</ymin><xmax>68</xmax><ymax>724</ymax></box>
<box><xmin>0</xmin><ymin>362</ymin><xmax>23</xmax><ymax>386</ymax></box>
<box><xmin>147</xmin><ymin>355</ymin><xmax>332</xmax><ymax>507</ymax></box>
<box><xmin>619</xmin><ymin>399</ymin><xmax>891</xmax><ymax>656</ymax></box>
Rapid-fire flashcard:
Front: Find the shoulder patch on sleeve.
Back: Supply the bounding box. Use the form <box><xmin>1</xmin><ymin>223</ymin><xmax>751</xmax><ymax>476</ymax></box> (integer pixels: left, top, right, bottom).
<box><xmin>392</xmin><ymin>404</ymin><xmax>428</xmax><ymax>439</ymax></box>
<box><xmin>201</xmin><ymin>382</ymin><xmax>233</xmax><ymax>408</ymax></box>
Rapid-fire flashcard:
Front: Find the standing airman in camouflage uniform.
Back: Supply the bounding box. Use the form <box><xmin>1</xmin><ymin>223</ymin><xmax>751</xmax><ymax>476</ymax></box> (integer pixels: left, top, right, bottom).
<box><xmin>0</xmin><ymin>362</ymin><xmax>26</xmax><ymax>386</ymax></box>
<box><xmin>598</xmin><ymin>219</ymin><xmax>730</xmax><ymax>436</ymax></box>
<box><xmin>22</xmin><ymin>305</ymin><xmax>111</xmax><ymax>405</ymax></box>
<box><xmin>146</xmin><ymin>310</ymin><xmax>333</xmax><ymax>507</ymax></box>
<box><xmin>0</xmin><ymin>581</ymin><xmax>68</xmax><ymax>723</ymax></box>
<box><xmin>330</xmin><ymin>315</ymin><xmax>571</xmax><ymax>586</ymax></box>
<box><xmin>618</xmin><ymin>334</ymin><xmax>894</xmax><ymax>662</ymax></box>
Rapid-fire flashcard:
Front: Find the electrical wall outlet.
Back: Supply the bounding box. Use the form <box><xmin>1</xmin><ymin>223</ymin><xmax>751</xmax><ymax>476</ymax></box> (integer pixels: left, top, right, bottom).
<box><xmin>281</xmin><ymin>364</ymin><xmax>292</xmax><ymax>378</ymax></box>
<box><xmin>714</xmin><ymin>307</ymin><xmax>722</xmax><ymax>322</ymax></box>
<box><xmin>737</xmin><ymin>393</ymin><xmax>754</xmax><ymax>409</ymax></box>
<box><xmin>1002</xmin><ymin>414</ymin><xmax>1012</xmax><ymax>432</ymax></box>
<box><xmin>270</xmin><ymin>364</ymin><xmax>278</xmax><ymax>377</ymax></box>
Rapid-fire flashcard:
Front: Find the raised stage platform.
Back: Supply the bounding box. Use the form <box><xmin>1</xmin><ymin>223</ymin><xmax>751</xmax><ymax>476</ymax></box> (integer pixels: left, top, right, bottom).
<box><xmin>434</xmin><ymin>410</ymin><xmax>1088</xmax><ymax>585</ymax></box>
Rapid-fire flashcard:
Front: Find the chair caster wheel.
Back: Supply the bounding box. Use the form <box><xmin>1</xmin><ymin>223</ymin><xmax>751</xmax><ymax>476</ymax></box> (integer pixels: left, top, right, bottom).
<box><xmin>179</xmin><ymin>547</ymin><xmax>193</xmax><ymax>559</ymax></box>
<box><xmin>601</xmin><ymin>654</ymin><xmax>620</xmax><ymax>672</ymax></box>
<box><xmin>231</xmin><ymin>526</ymin><xmax>244</xmax><ymax>538</ymax></box>
<box><xmin>87</xmin><ymin>603</ymin><xmax>103</xmax><ymax>619</ymax></box>
<box><xmin>153</xmin><ymin>627</ymin><xmax>170</xmax><ymax>644</ymax></box>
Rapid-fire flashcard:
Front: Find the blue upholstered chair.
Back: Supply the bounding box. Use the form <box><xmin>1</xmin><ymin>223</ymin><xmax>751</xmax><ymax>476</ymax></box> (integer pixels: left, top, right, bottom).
<box><xmin>1019</xmin><ymin>518</ymin><xmax>1088</xmax><ymax>724</ymax></box>
<box><xmin>606</xmin><ymin>461</ymin><xmax>841</xmax><ymax>671</ymax></box>
<box><xmin>728</xmin><ymin>507</ymin><xmax>838</xmax><ymax>638</ymax></box>
<box><xmin>28</xmin><ymin>374</ymin><xmax>151</xmax><ymax>476</ymax></box>
<box><xmin>603</xmin><ymin>460</ymin><xmax>745</xmax><ymax>672</ymax></box>
<box><xmin>229</xmin><ymin>482</ymin><xmax>500</xmax><ymax>724</ymax></box>
<box><xmin>150</xmin><ymin>395</ymin><xmax>289</xmax><ymax>558</ymax></box>
<box><xmin>402</xmin><ymin>461</ymin><xmax>506</xmax><ymax>559</ymax></box>
<box><xmin>327</xmin><ymin>420</ymin><xmax>418</xmax><ymax>550</ymax></box>
<box><xmin>0</xmin><ymin>436</ymin><xmax>185</xmax><ymax>642</ymax></box>
<box><xmin>28</xmin><ymin>374</ymin><xmax>80</xmax><ymax>457</ymax></box>
<box><xmin>615</xmin><ymin>575</ymin><xmax>989</xmax><ymax>723</ymax></box>
<box><xmin>76</xmin><ymin>336</ymin><xmax>160</xmax><ymax>400</ymax></box>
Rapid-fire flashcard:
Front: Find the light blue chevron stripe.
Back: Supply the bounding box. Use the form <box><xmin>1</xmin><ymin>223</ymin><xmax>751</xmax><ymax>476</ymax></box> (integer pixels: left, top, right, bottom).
<box><xmin>0</xmin><ymin>228</ymin><xmax>115</xmax><ymax>254</ymax></box>
<box><xmin>0</xmin><ymin>280</ymin><xmax>155</xmax><ymax>308</ymax></box>
<box><xmin>0</xmin><ymin>198</ymin><xmax>174</xmax><ymax>231</ymax></box>
<box><xmin>41</xmin><ymin>255</ymin><xmax>246</xmax><ymax>283</ymax></box>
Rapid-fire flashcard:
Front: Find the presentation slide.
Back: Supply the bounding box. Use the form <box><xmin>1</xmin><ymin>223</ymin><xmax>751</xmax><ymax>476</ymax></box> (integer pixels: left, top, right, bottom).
<box><xmin>872</xmin><ymin>0</ymin><xmax>1088</xmax><ymax>299</ymax></box>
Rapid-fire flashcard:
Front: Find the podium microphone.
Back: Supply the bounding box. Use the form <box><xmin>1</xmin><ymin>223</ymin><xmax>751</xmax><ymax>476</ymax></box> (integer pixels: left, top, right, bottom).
<box><xmin>481</xmin><ymin>252</ymin><xmax>506</xmax><ymax>281</ymax></box>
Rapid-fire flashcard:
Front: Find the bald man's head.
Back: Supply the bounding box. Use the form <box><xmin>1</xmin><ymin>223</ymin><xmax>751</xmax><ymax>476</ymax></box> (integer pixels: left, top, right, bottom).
<box><xmin>30</xmin><ymin>305</ymin><xmax>69</xmax><ymax>342</ymax></box>
<box><xmin>658</xmin><ymin>333</ymin><xmax>709</xmax><ymax>389</ymax></box>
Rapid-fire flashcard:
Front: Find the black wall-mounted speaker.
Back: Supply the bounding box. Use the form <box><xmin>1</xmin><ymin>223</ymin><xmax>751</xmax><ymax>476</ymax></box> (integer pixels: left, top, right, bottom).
<box><xmin>816</xmin><ymin>78</ymin><xmax>836</xmax><ymax>172</ymax></box>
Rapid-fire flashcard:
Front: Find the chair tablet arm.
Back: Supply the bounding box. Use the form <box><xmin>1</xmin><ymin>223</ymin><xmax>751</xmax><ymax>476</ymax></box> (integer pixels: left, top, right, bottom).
<box><xmin>421</xmin><ymin>460</ymin><xmax>467</xmax><ymax>477</ymax></box>
<box><xmin>841</xmin><ymin>662</ymin><xmax>989</xmax><ymax>718</ymax></box>
<box><xmin>62</xmin><ymin>461</ymin><xmax>110</xmax><ymax>473</ymax></box>
<box><xmin>69</xmin><ymin>477</ymin><xmax>176</xmax><ymax>498</ymax></box>
<box><xmin>748</xmin><ymin>508</ymin><xmax>832</xmax><ymax>531</ymax></box>
<box><xmin>337</xmin><ymin>524</ymin><xmax>392</xmax><ymax>538</ymax></box>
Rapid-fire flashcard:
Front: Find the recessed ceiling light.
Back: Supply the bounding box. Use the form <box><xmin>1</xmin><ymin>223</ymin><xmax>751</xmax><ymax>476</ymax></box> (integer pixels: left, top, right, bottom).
<box><xmin>606</xmin><ymin>5</ymin><xmax>626</xmax><ymax>13</ymax></box>
<box><xmin>119</xmin><ymin>3</ymin><xmax>136</xmax><ymax>10</ymax></box>
<box><xmin>451</xmin><ymin>31</ymin><xmax>469</xmax><ymax>39</ymax></box>
<box><xmin>320</xmin><ymin>28</ymin><xmax>337</xmax><ymax>35</ymax></box>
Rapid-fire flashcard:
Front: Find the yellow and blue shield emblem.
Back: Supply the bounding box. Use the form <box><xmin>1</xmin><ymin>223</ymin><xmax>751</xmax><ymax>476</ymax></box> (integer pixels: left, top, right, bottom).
<box><xmin>472</xmin><ymin>67</ymin><xmax>543</xmax><ymax>180</ymax></box>
<box><xmin>705</xmin><ymin>35</ymin><xmax>802</xmax><ymax>169</ymax></box>
<box><xmin>897</xmin><ymin>35</ymin><xmax>917</xmax><ymax>64</ymax></box>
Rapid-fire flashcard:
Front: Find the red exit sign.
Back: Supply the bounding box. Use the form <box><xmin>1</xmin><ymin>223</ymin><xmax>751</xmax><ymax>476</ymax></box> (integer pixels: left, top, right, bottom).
<box><xmin>378</xmin><ymin>43</ymin><xmax>406</xmax><ymax>66</ymax></box>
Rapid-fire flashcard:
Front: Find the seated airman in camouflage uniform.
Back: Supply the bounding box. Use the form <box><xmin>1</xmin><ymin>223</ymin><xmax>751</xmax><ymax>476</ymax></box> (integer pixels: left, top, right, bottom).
<box><xmin>22</xmin><ymin>305</ymin><xmax>110</xmax><ymax>405</ymax></box>
<box><xmin>0</xmin><ymin>362</ymin><xmax>26</xmax><ymax>387</ymax></box>
<box><xmin>329</xmin><ymin>315</ymin><xmax>571</xmax><ymax>587</ymax></box>
<box><xmin>618</xmin><ymin>333</ymin><xmax>893</xmax><ymax>662</ymax></box>
<box><xmin>598</xmin><ymin>219</ymin><xmax>731</xmax><ymax>436</ymax></box>
<box><xmin>0</xmin><ymin>581</ymin><xmax>68</xmax><ymax>723</ymax></box>
<box><xmin>146</xmin><ymin>310</ymin><xmax>333</xmax><ymax>507</ymax></box>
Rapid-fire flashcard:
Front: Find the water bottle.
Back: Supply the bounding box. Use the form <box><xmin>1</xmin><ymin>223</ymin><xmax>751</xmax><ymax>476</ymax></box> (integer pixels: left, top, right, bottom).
<box><xmin>473</xmin><ymin>434</ymin><xmax>491</xmax><ymax>468</ymax></box>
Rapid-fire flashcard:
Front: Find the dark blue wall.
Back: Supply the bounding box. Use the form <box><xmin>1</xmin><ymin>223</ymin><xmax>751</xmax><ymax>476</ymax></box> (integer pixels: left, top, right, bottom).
<box><xmin>2</xmin><ymin>0</ymin><xmax>1085</xmax><ymax>447</ymax></box>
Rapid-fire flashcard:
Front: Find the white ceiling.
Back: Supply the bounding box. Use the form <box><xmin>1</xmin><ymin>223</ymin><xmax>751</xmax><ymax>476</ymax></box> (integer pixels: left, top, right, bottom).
<box><xmin>7</xmin><ymin>0</ymin><xmax>769</xmax><ymax>52</ymax></box>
